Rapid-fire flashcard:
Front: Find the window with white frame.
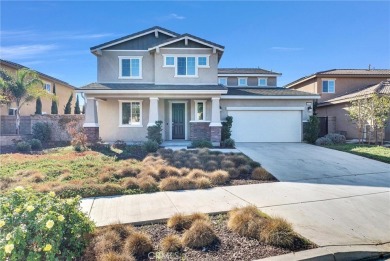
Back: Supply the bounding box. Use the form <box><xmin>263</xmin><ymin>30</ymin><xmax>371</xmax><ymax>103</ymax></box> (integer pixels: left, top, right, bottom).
<box><xmin>218</xmin><ymin>78</ymin><xmax>227</xmax><ymax>86</ymax></box>
<box><xmin>194</xmin><ymin>100</ymin><xmax>206</xmax><ymax>121</ymax></box>
<box><xmin>197</xmin><ymin>56</ymin><xmax>208</xmax><ymax>67</ymax></box>
<box><xmin>44</xmin><ymin>83</ymin><xmax>51</xmax><ymax>92</ymax></box>
<box><xmin>177</xmin><ymin>57</ymin><xmax>196</xmax><ymax>76</ymax></box>
<box><xmin>164</xmin><ymin>56</ymin><xmax>175</xmax><ymax>66</ymax></box>
<box><xmin>238</xmin><ymin>78</ymin><xmax>247</xmax><ymax>86</ymax></box>
<box><xmin>120</xmin><ymin>101</ymin><xmax>142</xmax><ymax>126</ymax></box>
<box><xmin>258</xmin><ymin>78</ymin><xmax>267</xmax><ymax>87</ymax></box>
<box><xmin>322</xmin><ymin>80</ymin><xmax>335</xmax><ymax>93</ymax></box>
<box><xmin>119</xmin><ymin>56</ymin><xmax>142</xmax><ymax>79</ymax></box>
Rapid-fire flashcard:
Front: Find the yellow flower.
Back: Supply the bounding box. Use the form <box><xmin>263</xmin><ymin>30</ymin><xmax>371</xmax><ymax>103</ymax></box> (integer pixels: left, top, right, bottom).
<box><xmin>57</xmin><ymin>215</ymin><xmax>65</xmax><ymax>222</ymax></box>
<box><xmin>14</xmin><ymin>186</ymin><xmax>24</xmax><ymax>191</ymax></box>
<box><xmin>3</xmin><ymin>203</ymin><xmax>10</xmax><ymax>208</ymax></box>
<box><xmin>49</xmin><ymin>191</ymin><xmax>56</xmax><ymax>197</ymax></box>
<box><xmin>4</xmin><ymin>244</ymin><xmax>14</xmax><ymax>254</ymax></box>
<box><xmin>26</xmin><ymin>205</ymin><xmax>35</xmax><ymax>212</ymax></box>
<box><xmin>46</xmin><ymin>220</ymin><xmax>54</xmax><ymax>229</ymax></box>
<box><xmin>43</xmin><ymin>244</ymin><xmax>52</xmax><ymax>252</ymax></box>
<box><xmin>14</xmin><ymin>208</ymin><xmax>21</xmax><ymax>214</ymax></box>
<box><xmin>66</xmin><ymin>199</ymin><xmax>73</xmax><ymax>205</ymax></box>
<box><xmin>0</xmin><ymin>220</ymin><xmax>5</xmax><ymax>228</ymax></box>
<box><xmin>6</xmin><ymin>233</ymin><xmax>12</xmax><ymax>240</ymax></box>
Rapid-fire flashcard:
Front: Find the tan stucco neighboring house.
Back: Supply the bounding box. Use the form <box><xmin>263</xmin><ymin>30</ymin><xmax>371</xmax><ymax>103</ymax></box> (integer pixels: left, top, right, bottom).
<box><xmin>0</xmin><ymin>59</ymin><xmax>76</xmax><ymax>116</ymax></box>
<box><xmin>285</xmin><ymin>69</ymin><xmax>390</xmax><ymax>139</ymax></box>
<box><xmin>78</xmin><ymin>26</ymin><xmax>319</xmax><ymax>144</ymax></box>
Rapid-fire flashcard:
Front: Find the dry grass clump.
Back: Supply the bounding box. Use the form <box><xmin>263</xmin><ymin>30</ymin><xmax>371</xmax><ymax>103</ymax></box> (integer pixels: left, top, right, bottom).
<box><xmin>115</xmin><ymin>167</ymin><xmax>139</xmax><ymax>178</ymax></box>
<box><xmin>179</xmin><ymin>167</ymin><xmax>191</xmax><ymax>176</ymax></box>
<box><xmin>251</xmin><ymin>167</ymin><xmax>275</xmax><ymax>181</ymax></box>
<box><xmin>209</xmin><ymin>170</ymin><xmax>230</xmax><ymax>185</ymax></box>
<box><xmin>136</xmin><ymin>176</ymin><xmax>158</xmax><ymax>192</ymax></box>
<box><xmin>205</xmin><ymin>160</ymin><xmax>219</xmax><ymax>171</ymax></box>
<box><xmin>97</xmin><ymin>252</ymin><xmax>135</xmax><ymax>261</ymax></box>
<box><xmin>58</xmin><ymin>173</ymin><xmax>72</xmax><ymax>181</ymax></box>
<box><xmin>167</xmin><ymin>213</ymin><xmax>210</xmax><ymax>231</ymax></box>
<box><xmin>98</xmin><ymin>224</ymin><xmax>135</xmax><ymax>240</ymax></box>
<box><xmin>28</xmin><ymin>172</ymin><xmax>46</xmax><ymax>183</ymax></box>
<box><xmin>178</xmin><ymin>177</ymin><xmax>197</xmax><ymax>190</ymax></box>
<box><xmin>98</xmin><ymin>173</ymin><xmax>112</xmax><ymax>182</ymax></box>
<box><xmin>238</xmin><ymin>165</ymin><xmax>251</xmax><ymax>175</ymax></box>
<box><xmin>160</xmin><ymin>235</ymin><xmax>183</xmax><ymax>253</ymax></box>
<box><xmin>229</xmin><ymin>155</ymin><xmax>249</xmax><ymax>167</ymax></box>
<box><xmin>157</xmin><ymin>165</ymin><xmax>181</xmax><ymax>179</ymax></box>
<box><xmin>259</xmin><ymin>218</ymin><xmax>295</xmax><ymax>248</ymax></box>
<box><xmin>121</xmin><ymin>177</ymin><xmax>139</xmax><ymax>189</ymax></box>
<box><xmin>93</xmin><ymin>230</ymin><xmax>122</xmax><ymax>256</ymax></box>
<box><xmin>159</xmin><ymin>177</ymin><xmax>181</xmax><ymax>191</ymax></box>
<box><xmin>227</xmin><ymin>168</ymin><xmax>240</xmax><ymax>179</ymax></box>
<box><xmin>187</xmin><ymin>169</ymin><xmax>207</xmax><ymax>179</ymax></box>
<box><xmin>227</xmin><ymin>206</ymin><xmax>267</xmax><ymax>239</ymax></box>
<box><xmin>181</xmin><ymin>220</ymin><xmax>218</xmax><ymax>248</ymax></box>
<box><xmin>14</xmin><ymin>169</ymin><xmax>41</xmax><ymax>177</ymax></box>
<box><xmin>137</xmin><ymin>166</ymin><xmax>159</xmax><ymax>180</ymax></box>
<box><xmin>123</xmin><ymin>232</ymin><xmax>153</xmax><ymax>257</ymax></box>
<box><xmin>221</xmin><ymin>159</ymin><xmax>235</xmax><ymax>169</ymax></box>
<box><xmin>194</xmin><ymin>177</ymin><xmax>212</xmax><ymax>189</ymax></box>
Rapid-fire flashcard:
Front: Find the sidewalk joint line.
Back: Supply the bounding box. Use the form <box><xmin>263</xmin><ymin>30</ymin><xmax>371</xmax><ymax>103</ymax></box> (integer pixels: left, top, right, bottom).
<box><xmin>219</xmin><ymin>187</ymin><xmax>253</xmax><ymax>205</ymax></box>
<box><xmin>88</xmin><ymin>198</ymin><xmax>95</xmax><ymax>218</ymax></box>
<box><xmin>163</xmin><ymin>192</ymin><xmax>179</xmax><ymax>213</ymax></box>
<box><xmin>285</xmin><ymin>171</ymin><xmax>390</xmax><ymax>182</ymax></box>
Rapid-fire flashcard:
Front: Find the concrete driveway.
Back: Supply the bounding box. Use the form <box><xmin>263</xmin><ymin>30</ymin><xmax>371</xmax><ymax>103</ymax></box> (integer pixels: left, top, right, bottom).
<box><xmin>235</xmin><ymin>143</ymin><xmax>390</xmax><ymax>246</ymax></box>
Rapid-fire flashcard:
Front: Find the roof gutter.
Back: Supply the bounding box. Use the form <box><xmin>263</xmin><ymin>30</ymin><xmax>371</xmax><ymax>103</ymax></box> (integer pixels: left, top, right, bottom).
<box><xmin>76</xmin><ymin>89</ymin><xmax>228</xmax><ymax>95</ymax></box>
<box><xmin>221</xmin><ymin>95</ymin><xmax>320</xmax><ymax>100</ymax></box>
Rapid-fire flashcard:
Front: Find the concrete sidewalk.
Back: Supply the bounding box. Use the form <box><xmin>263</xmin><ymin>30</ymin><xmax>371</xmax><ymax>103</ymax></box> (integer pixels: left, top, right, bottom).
<box><xmin>81</xmin><ymin>181</ymin><xmax>390</xmax><ymax>247</ymax></box>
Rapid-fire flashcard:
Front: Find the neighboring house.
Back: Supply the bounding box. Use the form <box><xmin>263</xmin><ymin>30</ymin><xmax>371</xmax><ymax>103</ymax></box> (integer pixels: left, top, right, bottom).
<box><xmin>0</xmin><ymin>59</ymin><xmax>76</xmax><ymax>116</ymax></box>
<box><xmin>286</xmin><ymin>69</ymin><xmax>390</xmax><ymax>139</ymax></box>
<box><xmin>79</xmin><ymin>26</ymin><xmax>318</xmax><ymax>144</ymax></box>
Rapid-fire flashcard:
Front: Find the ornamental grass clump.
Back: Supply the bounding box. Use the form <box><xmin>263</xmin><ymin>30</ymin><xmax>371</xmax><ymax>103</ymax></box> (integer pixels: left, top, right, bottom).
<box><xmin>167</xmin><ymin>213</ymin><xmax>210</xmax><ymax>231</ymax></box>
<box><xmin>181</xmin><ymin>220</ymin><xmax>218</xmax><ymax>248</ymax></box>
<box><xmin>123</xmin><ymin>232</ymin><xmax>153</xmax><ymax>257</ymax></box>
<box><xmin>227</xmin><ymin>206</ymin><xmax>267</xmax><ymax>239</ymax></box>
<box><xmin>251</xmin><ymin>167</ymin><xmax>275</xmax><ymax>181</ymax></box>
<box><xmin>0</xmin><ymin>187</ymin><xmax>94</xmax><ymax>260</ymax></box>
<box><xmin>259</xmin><ymin>217</ymin><xmax>295</xmax><ymax>248</ymax></box>
<box><xmin>209</xmin><ymin>170</ymin><xmax>230</xmax><ymax>185</ymax></box>
<box><xmin>160</xmin><ymin>235</ymin><xmax>183</xmax><ymax>253</ymax></box>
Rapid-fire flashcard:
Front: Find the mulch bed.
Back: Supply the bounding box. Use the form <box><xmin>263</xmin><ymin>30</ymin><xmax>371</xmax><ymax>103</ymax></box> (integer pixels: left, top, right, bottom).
<box><xmin>136</xmin><ymin>215</ymin><xmax>314</xmax><ymax>261</ymax></box>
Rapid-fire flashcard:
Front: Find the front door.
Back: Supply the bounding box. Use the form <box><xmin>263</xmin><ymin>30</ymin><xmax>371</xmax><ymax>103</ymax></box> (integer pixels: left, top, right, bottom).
<box><xmin>172</xmin><ymin>103</ymin><xmax>185</xmax><ymax>139</ymax></box>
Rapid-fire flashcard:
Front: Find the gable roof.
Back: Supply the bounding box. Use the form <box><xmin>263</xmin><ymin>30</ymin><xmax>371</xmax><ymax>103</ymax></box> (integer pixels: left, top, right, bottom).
<box><xmin>285</xmin><ymin>69</ymin><xmax>390</xmax><ymax>88</ymax></box>
<box><xmin>147</xmin><ymin>33</ymin><xmax>224</xmax><ymax>51</ymax></box>
<box><xmin>224</xmin><ymin>87</ymin><xmax>318</xmax><ymax>97</ymax></box>
<box><xmin>90</xmin><ymin>26</ymin><xmax>179</xmax><ymax>52</ymax></box>
<box><xmin>0</xmin><ymin>59</ymin><xmax>76</xmax><ymax>89</ymax></box>
<box><xmin>319</xmin><ymin>80</ymin><xmax>390</xmax><ymax>106</ymax></box>
<box><xmin>218</xmin><ymin>68</ymin><xmax>281</xmax><ymax>76</ymax></box>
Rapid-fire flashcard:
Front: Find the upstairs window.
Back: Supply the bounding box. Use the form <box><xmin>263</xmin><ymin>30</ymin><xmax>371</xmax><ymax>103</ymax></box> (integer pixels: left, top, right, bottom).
<box><xmin>238</xmin><ymin>78</ymin><xmax>247</xmax><ymax>86</ymax></box>
<box><xmin>44</xmin><ymin>83</ymin><xmax>51</xmax><ymax>92</ymax></box>
<box><xmin>258</xmin><ymin>78</ymin><xmax>267</xmax><ymax>87</ymax></box>
<box><xmin>119</xmin><ymin>56</ymin><xmax>142</xmax><ymax>79</ymax></box>
<box><xmin>322</xmin><ymin>80</ymin><xmax>335</xmax><ymax>93</ymax></box>
<box><xmin>177</xmin><ymin>57</ymin><xmax>196</xmax><ymax>76</ymax></box>
<box><xmin>120</xmin><ymin>101</ymin><xmax>142</xmax><ymax>126</ymax></box>
<box><xmin>165</xmin><ymin>56</ymin><xmax>175</xmax><ymax>66</ymax></box>
<box><xmin>218</xmin><ymin>78</ymin><xmax>227</xmax><ymax>86</ymax></box>
<box><xmin>198</xmin><ymin>56</ymin><xmax>208</xmax><ymax>67</ymax></box>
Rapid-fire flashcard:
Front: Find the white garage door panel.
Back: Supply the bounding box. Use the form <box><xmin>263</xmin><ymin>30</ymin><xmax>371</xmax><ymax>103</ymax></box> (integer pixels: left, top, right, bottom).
<box><xmin>229</xmin><ymin>110</ymin><xmax>302</xmax><ymax>142</ymax></box>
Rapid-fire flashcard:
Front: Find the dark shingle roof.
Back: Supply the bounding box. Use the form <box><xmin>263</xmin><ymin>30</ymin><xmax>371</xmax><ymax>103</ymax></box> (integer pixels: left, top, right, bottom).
<box><xmin>0</xmin><ymin>59</ymin><xmax>76</xmax><ymax>89</ymax></box>
<box><xmin>218</xmin><ymin>68</ymin><xmax>281</xmax><ymax>75</ymax></box>
<box><xmin>224</xmin><ymin>87</ymin><xmax>318</xmax><ymax>96</ymax></box>
<box><xmin>285</xmin><ymin>69</ymin><xmax>390</xmax><ymax>88</ymax></box>
<box><xmin>79</xmin><ymin>83</ymin><xmax>226</xmax><ymax>91</ymax></box>
<box><xmin>90</xmin><ymin>26</ymin><xmax>180</xmax><ymax>51</ymax></box>
<box><xmin>319</xmin><ymin>80</ymin><xmax>390</xmax><ymax>106</ymax></box>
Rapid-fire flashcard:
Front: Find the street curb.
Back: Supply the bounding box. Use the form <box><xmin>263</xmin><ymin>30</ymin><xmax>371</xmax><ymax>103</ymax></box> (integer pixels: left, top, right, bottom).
<box><xmin>255</xmin><ymin>243</ymin><xmax>390</xmax><ymax>261</ymax></box>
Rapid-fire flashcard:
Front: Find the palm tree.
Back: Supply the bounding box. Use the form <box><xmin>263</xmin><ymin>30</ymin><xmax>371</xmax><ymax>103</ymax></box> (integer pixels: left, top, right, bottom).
<box><xmin>0</xmin><ymin>68</ymin><xmax>51</xmax><ymax>134</ymax></box>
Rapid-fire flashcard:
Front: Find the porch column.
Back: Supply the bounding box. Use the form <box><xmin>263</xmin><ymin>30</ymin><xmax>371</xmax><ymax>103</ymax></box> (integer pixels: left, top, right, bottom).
<box><xmin>209</xmin><ymin>97</ymin><xmax>222</xmax><ymax>145</ymax></box>
<box><xmin>147</xmin><ymin>97</ymin><xmax>159</xmax><ymax>127</ymax></box>
<box><xmin>83</xmin><ymin>97</ymin><xmax>99</xmax><ymax>142</ymax></box>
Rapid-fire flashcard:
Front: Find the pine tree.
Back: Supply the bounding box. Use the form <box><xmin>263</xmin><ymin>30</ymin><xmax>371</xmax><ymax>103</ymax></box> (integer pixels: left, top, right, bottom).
<box><xmin>82</xmin><ymin>104</ymin><xmax>85</xmax><ymax>114</ymax></box>
<box><xmin>35</xmin><ymin>97</ymin><xmax>42</xmax><ymax>115</ymax></box>
<box><xmin>51</xmin><ymin>83</ymin><xmax>58</xmax><ymax>114</ymax></box>
<box><xmin>64</xmin><ymin>94</ymin><xmax>73</xmax><ymax>114</ymax></box>
<box><xmin>74</xmin><ymin>95</ymin><xmax>81</xmax><ymax>114</ymax></box>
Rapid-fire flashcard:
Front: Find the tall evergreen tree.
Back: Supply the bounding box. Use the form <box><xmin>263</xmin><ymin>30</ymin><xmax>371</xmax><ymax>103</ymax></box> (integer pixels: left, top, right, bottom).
<box><xmin>51</xmin><ymin>83</ymin><xmax>58</xmax><ymax>114</ymax></box>
<box><xmin>35</xmin><ymin>97</ymin><xmax>42</xmax><ymax>115</ymax></box>
<box><xmin>64</xmin><ymin>93</ymin><xmax>73</xmax><ymax>114</ymax></box>
<box><xmin>82</xmin><ymin>104</ymin><xmax>85</xmax><ymax>114</ymax></box>
<box><xmin>74</xmin><ymin>95</ymin><xmax>81</xmax><ymax>114</ymax></box>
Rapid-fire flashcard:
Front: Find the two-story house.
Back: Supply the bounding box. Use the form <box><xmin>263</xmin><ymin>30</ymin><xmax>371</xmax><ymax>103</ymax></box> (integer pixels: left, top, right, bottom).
<box><xmin>0</xmin><ymin>59</ymin><xmax>76</xmax><ymax>116</ymax></box>
<box><xmin>285</xmin><ymin>69</ymin><xmax>390</xmax><ymax>140</ymax></box>
<box><xmin>79</xmin><ymin>26</ymin><xmax>318</xmax><ymax>144</ymax></box>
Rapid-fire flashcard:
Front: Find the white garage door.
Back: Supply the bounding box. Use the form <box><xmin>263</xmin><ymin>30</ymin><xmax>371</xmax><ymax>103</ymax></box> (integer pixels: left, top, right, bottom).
<box><xmin>228</xmin><ymin>109</ymin><xmax>302</xmax><ymax>142</ymax></box>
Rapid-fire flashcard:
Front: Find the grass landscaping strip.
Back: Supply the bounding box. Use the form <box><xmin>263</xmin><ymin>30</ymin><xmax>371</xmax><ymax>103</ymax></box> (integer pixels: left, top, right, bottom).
<box><xmin>324</xmin><ymin>144</ymin><xmax>390</xmax><ymax>164</ymax></box>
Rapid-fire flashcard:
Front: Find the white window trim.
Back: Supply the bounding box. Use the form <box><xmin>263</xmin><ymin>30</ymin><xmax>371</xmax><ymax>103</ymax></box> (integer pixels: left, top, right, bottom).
<box><xmin>197</xmin><ymin>56</ymin><xmax>209</xmax><ymax>68</ymax></box>
<box><xmin>163</xmin><ymin>55</ymin><xmax>175</xmax><ymax>67</ymax></box>
<box><xmin>258</xmin><ymin>78</ymin><xmax>268</xmax><ymax>87</ymax></box>
<box><xmin>322</xmin><ymin>79</ymin><xmax>336</xmax><ymax>93</ymax></box>
<box><xmin>44</xmin><ymin>83</ymin><xmax>51</xmax><ymax>92</ymax></box>
<box><xmin>194</xmin><ymin>100</ymin><xmax>206</xmax><ymax>121</ymax></box>
<box><xmin>238</xmin><ymin>77</ymin><xmax>248</xmax><ymax>86</ymax></box>
<box><xmin>218</xmin><ymin>77</ymin><xmax>227</xmax><ymax>86</ymax></box>
<box><xmin>118</xmin><ymin>56</ymin><xmax>143</xmax><ymax>80</ymax></box>
<box><xmin>118</xmin><ymin>100</ymin><xmax>143</xmax><ymax>127</ymax></box>
<box><xmin>175</xmin><ymin>56</ymin><xmax>198</xmax><ymax>78</ymax></box>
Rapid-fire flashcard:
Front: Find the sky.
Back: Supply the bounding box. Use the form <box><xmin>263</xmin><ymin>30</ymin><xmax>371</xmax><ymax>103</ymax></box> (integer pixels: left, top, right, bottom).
<box><xmin>1</xmin><ymin>1</ymin><xmax>389</xmax><ymax>87</ymax></box>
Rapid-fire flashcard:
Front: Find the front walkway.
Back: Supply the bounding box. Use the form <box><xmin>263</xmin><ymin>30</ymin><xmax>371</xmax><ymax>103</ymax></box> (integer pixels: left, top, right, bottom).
<box><xmin>81</xmin><ymin>143</ymin><xmax>390</xmax><ymax>247</ymax></box>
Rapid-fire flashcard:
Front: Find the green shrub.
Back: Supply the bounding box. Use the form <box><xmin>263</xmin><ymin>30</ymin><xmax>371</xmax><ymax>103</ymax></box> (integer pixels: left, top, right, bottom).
<box><xmin>0</xmin><ymin>187</ymin><xmax>94</xmax><ymax>260</ymax></box>
<box><xmin>191</xmin><ymin>139</ymin><xmax>212</xmax><ymax>148</ymax></box>
<box><xmin>35</xmin><ymin>98</ymin><xmax>42</xmax><ymax>115</ymax></box>
<box><xmin>143</xmin><ymin>140</ymin><xmax>159</xmax><ymax>153</ymax></box>
<box><xmin>113</xmin><ymin>140</ymin><xmax>127</xmax><ymax>150</ymax></box>
<box><xmin>221</xmin><ymin>116</ymin><xmax>233</xmax><ymax>141</ymax></box>
<box><xmin>32</xmin><ymin>122</ymin><xmax>51</xmax><ymax>143</ymax></box>
<box><xmin>146</xmin><ymin>121</ymin><xmax>163</xmax><ymax>145</ymax></box>
<box><xmin>29</xmin><ymin>139</ymin><xmax>43</xmax><ymax>151</ymax></box>
<box><xmin>303</xmin><ymin>115</ymin><xmax>319</xmax><ymax>144</ymax></box>
<box><xmin>16</xmin><ymin>141</ymin><xmax>31</xmax><ymax>153</ymax></box>
<box><xmin>221</xmin><ymin>138</ymin><xmax>235</xmax><ymax>148</ymax></box>
<box><xmin>325</xmin><ymin>133</ymin><xmax>346</xmax><ymax>144</ymax></box>
<box><xmin>315</xmin><ymin>137</ymin><xmax>334</xmax><ymax>146</ymax></box>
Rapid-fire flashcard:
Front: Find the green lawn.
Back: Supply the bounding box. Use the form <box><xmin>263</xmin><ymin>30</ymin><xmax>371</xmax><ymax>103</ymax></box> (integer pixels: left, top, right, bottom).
<box><xmin>325</xmin><ymin>144</ymin><xmax>390</xmax><ymax>164</ymax></box>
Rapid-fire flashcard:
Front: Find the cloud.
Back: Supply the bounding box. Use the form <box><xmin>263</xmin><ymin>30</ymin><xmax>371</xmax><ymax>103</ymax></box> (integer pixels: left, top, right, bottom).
<box><xmin>0</xmin><ymin>44</ymin><xmax>58</xmax><ymax>59</ymax></box>
<box><xmin>157</xmin><ymin>13</ymin><xmax>186</xmax><ymax>21</ymax></box>
<box><xmin>271</xmin><ymin>47</ymin><xmax>304</xmax><ymax>51</ymax></box>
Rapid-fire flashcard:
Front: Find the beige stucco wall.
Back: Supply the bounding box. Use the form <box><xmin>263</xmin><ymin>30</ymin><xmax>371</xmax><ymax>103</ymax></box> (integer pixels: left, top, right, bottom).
<box><xmin>0</xmin><ymin>64</ymin><xmax>75</xmax><ymax>116</ymax></box>
<box><xmin>226</xmin><ymin>76</ymin><xmax>277</xmax><ymax>87</ymax></box>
